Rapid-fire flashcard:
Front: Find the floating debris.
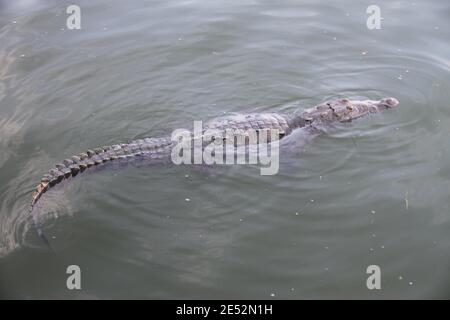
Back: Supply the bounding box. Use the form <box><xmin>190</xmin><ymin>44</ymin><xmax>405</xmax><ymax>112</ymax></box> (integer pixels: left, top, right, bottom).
<box><xmin>405</xmin><ymin>190</ymin><xmax>409</xmax><ymax>210</ymax></box>
<box><xmin>185</xmin><ymin>198</ymin><xmax>190</xmax><ymax>202</ymax></box>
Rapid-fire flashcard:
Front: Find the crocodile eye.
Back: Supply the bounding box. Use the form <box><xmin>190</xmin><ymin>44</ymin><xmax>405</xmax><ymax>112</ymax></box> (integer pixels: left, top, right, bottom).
<box><xmin>346</xmin><ymin>106</ymin><xmax>353</xmax><ymax>111</ymax></box>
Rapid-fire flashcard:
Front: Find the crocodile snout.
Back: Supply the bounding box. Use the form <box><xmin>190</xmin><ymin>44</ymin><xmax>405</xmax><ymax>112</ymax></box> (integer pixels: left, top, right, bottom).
<box><xmin>380</xmin><ymin>97</ymin><xmax>399</xmax><ymax>108</ymax></box>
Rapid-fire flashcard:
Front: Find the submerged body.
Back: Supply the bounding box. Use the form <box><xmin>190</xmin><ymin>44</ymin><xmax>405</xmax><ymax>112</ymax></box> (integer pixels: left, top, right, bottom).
<box><xmin>29</xmin><ymin>97</ymin><xmax>399</xmax><ymax>214</ymax></box>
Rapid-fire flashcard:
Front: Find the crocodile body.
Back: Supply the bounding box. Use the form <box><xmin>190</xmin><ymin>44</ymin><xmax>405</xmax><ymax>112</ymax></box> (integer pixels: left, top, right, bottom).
<box><xmin>29</xmin><ymin>97</ymin><xmax>399</xmax><ymax>214</ymax></box>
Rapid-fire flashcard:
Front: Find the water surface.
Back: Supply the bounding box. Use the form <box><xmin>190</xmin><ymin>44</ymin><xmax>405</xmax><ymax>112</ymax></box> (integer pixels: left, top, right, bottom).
<box><xmin>0</xmin><ymin>0</ymin><xmax>449</xmax><ymax>299</ymax></box>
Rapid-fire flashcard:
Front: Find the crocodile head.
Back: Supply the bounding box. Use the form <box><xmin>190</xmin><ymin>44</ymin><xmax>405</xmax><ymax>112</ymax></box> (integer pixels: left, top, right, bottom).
<box><xmin>301</xmin><ymin>97</ymin><xmax>399</xmax><ymax>123</ymax></box>
<box><xmin>330</xmin><ymin>97</ymin><xmax>399</xmax><ymax>122</ymax></box>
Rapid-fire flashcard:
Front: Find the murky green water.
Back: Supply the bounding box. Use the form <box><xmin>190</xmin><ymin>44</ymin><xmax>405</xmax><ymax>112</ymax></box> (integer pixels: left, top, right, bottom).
<box><xmin>1</xmin><ymin>0</ymin><xmax>449</xmax><ymax>299</ymax></box>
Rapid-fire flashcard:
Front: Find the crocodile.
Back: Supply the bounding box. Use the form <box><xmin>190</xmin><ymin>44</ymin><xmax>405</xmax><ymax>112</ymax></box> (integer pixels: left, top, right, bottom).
<box><xmin>29</xmin><ymin>97</ymin><xmax>399</xmax><ymax>217</ymax></box>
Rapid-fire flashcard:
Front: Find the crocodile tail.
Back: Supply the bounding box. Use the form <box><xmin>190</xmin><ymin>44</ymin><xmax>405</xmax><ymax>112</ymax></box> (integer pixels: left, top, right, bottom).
<box><xmin>28</xmin><ymin>137</ymin><xmax>172</xmax><ymax>217</ymax></box>
<box><xmin>28</xmin><ymin>141</ymin><xmax>142</xmax><ymax>250</ymax></box>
